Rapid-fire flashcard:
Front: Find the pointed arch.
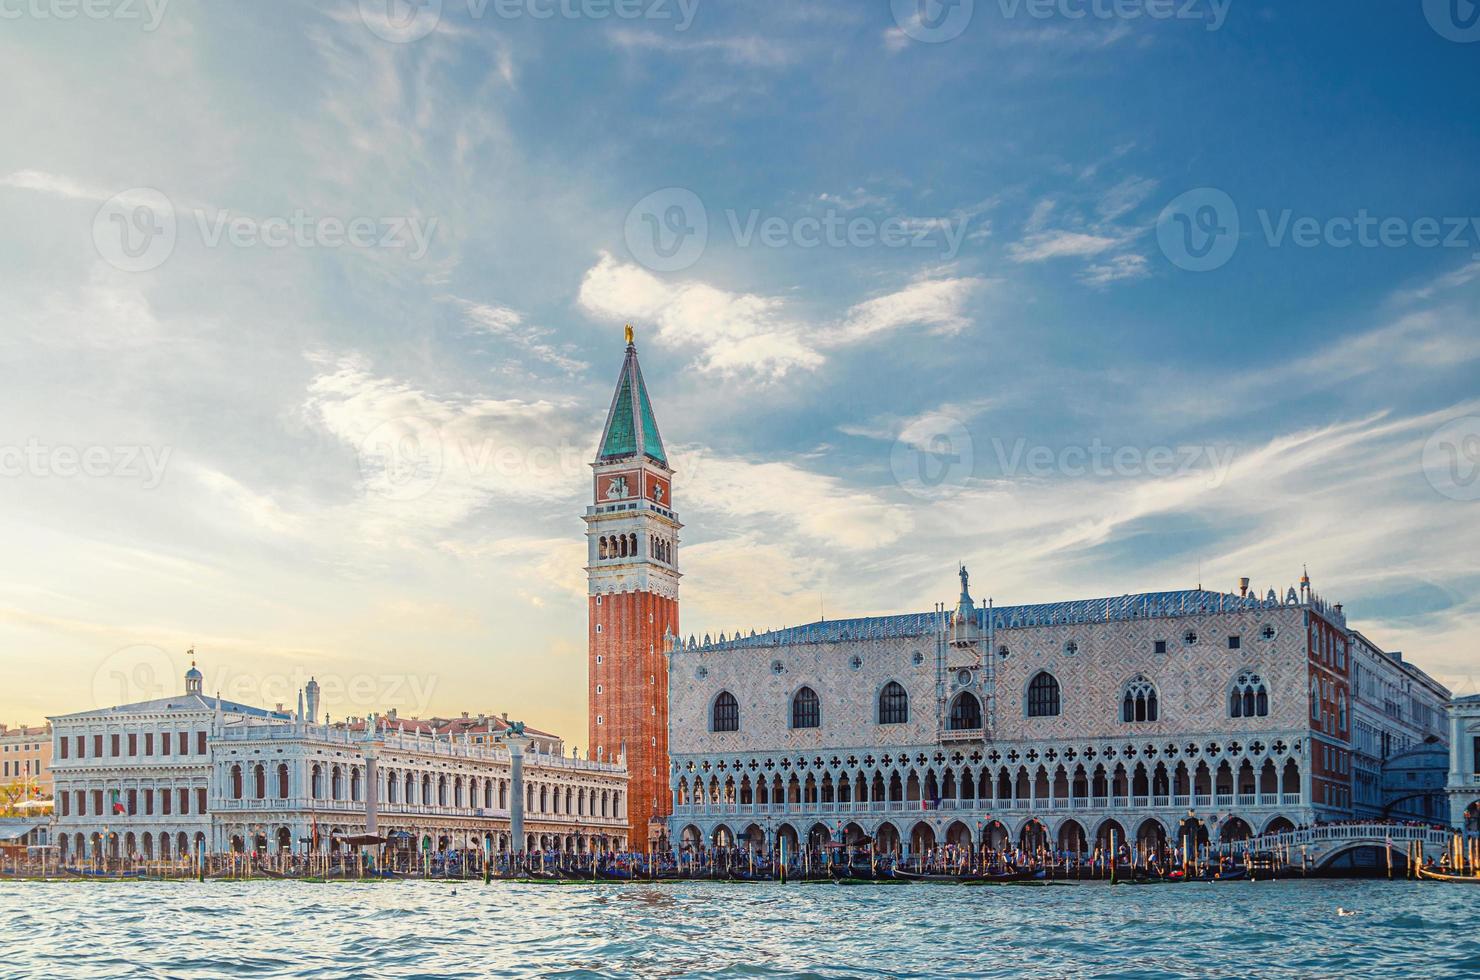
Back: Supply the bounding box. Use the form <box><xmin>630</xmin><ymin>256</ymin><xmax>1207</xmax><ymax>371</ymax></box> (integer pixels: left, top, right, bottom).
<box><xmin>948</xmin><ymin>691</ymin><xmax>982</xmax><ymax>730</ymax></box>
<box><xmin>878</xmin><ymin>681</ymin><xmax>909</xmax><ymax>725</ymax></box>
<box><xmin>1026</xmin><ymin>671</ymin><xmax>1060</xmax><ymax>717</ymax></box>
<box><xmin>790</xmin><ymin>686</ymin><xmax>820</xmax><ymax>729</ymax></box>
<box><xmin>1121</xmin><ymin>674</ymin><xmax>1158</xmax><ymax>723</ymax></box>
<box><xmin>711</xmin><ymin>691</ymin><xmax>739</xmax><ymax>732</ymax></box>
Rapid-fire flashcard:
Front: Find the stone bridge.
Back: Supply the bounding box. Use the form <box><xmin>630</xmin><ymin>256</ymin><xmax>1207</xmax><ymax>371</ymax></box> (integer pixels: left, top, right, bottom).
<box><xmin>1212</xmin><ymin>822</ymin><xmax>1454</xmax><ymax>869</ymax></box>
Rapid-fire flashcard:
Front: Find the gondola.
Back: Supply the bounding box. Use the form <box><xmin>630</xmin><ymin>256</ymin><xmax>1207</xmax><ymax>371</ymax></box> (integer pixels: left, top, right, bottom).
<box><xmin>1417</xmin><ymin>866</ymin><xmax>1480</xmax><ymax>884</ymax></box>
<box><xmin>891</xmin><ymin>868</ymin><xmax>976</xmax><ymax>883</ymax></box>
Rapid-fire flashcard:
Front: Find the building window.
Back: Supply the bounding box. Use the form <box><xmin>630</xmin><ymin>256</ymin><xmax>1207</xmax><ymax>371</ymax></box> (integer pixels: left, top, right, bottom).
<box><xmin>1064</xmin><ymin>640</ymin><xmax>1079</xmax><ymax>656</ymax></box>
<box><xmin>791</xmin><ymin>687</ymin><xmax>820</xmax><ymax>729</ymax></box>
<box><xmin>878</xmin><ymin>682</ymin><xmax>908</xmax><ymax>725</ymax></box>
<box><xmin>1227</xmin><ymin>634</ymin><xmax>1241</xmax><ymax>650</ymax></box>
<box><xmin>1229</xmin><ymin>671</ymin><xmax>1269</xmax><ymax>718</ymax></box>
<box><xmin>1183</xmin><ymin>630</ymin><xmax>1198</xmax><ymax>646</ymax></box>
<box><xmin>949</xmin><ymin>691</ymin><xmax>983</xmax><ymax>730</ymax></box>
<box><xmin>1121</xmin><ymin>676</ymin><xmax>1158</xmax><ymax>723</ymax></box>
<box><xmin>595</xmin><ymin>684</ymin><xmax>603</xmax><ymax>695</ymax></box>
<box><xmin>1153</xmin><ymin>640</ymin><xmax>1167</xmax><ymax>654</ymax></box>
<box><xmin>1026</xmin><ymin>672</ymin><xmax>1060</xmax><ymax>718</ymax></box>
<box><xmin>712</xmin><ymin>691</ymin><xmax>739</xmax><ymax>733</ymax></box>
<box><xmin>595</xmin><ymin>624</ymin><xmax>603</xmax><ymax>634</ymax></box>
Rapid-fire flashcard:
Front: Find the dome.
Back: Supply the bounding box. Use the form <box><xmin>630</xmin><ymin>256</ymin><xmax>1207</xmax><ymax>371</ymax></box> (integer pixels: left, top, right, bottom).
<box><xmin>184</xmin><ymin>661</ymin><xmax>203</xmax><ymax>694</ymax></box>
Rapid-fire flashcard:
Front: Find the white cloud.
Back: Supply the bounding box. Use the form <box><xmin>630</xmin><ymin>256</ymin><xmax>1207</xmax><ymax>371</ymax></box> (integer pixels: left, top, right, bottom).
<box><xmin>577</xmin><ymin>253</ymin><xmax>986</xmax><ymax>379</ymax></box>
<box><xmin>1009</xmin><ymin>230</ymin><xmax>1124</xmax><ymax>262</ymax></box>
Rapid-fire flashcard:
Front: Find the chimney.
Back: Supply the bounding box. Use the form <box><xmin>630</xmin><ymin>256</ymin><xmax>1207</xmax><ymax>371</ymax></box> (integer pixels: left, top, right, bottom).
<box><xmin>502</xmin><ymin>712</ymin><xmax>508</xmax><ymax>722</ymax></box>
<box><xmin>462</xmin><ymin>711</ymin><xmax>469</xmax><ymax>719</ymax></box>
<box><xmin>1238</xmin><ymin>577</ymin><xmax>1250</xmax><ymax>597</ymax></box>
<box><xmin>387</xmin><ymin>708</ymin><xmax>397</xmax><ymax>721</ymax></box>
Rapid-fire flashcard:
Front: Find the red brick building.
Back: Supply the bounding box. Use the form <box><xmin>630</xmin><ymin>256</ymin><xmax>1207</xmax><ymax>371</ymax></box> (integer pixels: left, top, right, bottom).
<box><xmin>585</xmin><ymin>328</ymin><xmax>680</xmax><ymax>846</ymax></box>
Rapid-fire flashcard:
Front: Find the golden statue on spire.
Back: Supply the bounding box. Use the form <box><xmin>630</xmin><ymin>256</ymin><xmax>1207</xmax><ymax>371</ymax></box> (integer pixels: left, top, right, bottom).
<box><xmin>624</xmin><ymin>323</ymin><xmax>634</xmax><ymax>345</ymax></box>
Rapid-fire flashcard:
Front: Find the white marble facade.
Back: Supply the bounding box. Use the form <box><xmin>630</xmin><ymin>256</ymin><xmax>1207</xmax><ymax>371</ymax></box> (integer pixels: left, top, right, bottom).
<box><xmin>50</xmin><ymin>667</ymin><xmax>630</xmax><ymax>858</ymax></box>
<box><xmin>212</xmin><ymin>721</ymin><xmax>629</xmax><ymax>855</ymax></box>
<box><xmin>668</xmin><ymin>576</ymin><xmax>1348</xmax><ymax>854</ymax></box>
<box><xmin>1448</xmin><ymin>696</ymin><xmax>1480</xmax><ymax>833</ymax></box>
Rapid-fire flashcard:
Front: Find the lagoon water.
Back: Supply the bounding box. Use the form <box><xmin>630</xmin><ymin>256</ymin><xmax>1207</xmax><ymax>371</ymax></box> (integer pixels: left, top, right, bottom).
<box><xmin>2</xmin><ymin>879</ymin><xmax>1477</xmax><ymax>978</ymax></box>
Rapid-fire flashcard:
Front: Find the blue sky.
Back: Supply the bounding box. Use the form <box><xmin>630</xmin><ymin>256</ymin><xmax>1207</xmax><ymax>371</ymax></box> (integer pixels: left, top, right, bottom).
<box><xmin>2</xmin><ymin>0</ymin><xmax>1478</xmax><ymax>740</ymax></box>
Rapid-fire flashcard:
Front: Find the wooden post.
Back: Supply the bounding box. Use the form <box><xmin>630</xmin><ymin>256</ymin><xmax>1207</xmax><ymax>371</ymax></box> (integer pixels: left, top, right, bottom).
<box><xmin>779</xmin><ymin>836</ymin><xmax>787</xmax><ymax>885</ymax></box>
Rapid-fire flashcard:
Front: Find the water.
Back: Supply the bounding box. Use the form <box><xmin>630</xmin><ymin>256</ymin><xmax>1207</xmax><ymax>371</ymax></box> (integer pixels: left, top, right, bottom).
<box><xmin>1</xmin><ymin>879</ymin><xmax>1477</xmax><ymax>978</ymax></box>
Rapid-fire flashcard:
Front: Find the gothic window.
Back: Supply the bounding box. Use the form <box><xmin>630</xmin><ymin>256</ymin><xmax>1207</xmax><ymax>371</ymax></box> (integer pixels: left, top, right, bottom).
<box><xmin>1121</xmin><ymin>676</ymin><xmax>1158</xmax><ymax>723</ymax></box>
<box><xmin>1026</xmin><ymin>672</ymin><xmax>1060</xmax><ymax>718</ymax></box>
<box><xmin>599</xmin><ymin>537</ymin><xmax>608</xmax><ymax>560</ymax></box>
<box><xmin>949</xmin><ymin>692</ymin><xmax>982</xmax><ymax>730</ymax></box>
<box><xmin>1229</xmin><ymin>671</ymin><xmax>1269</xmax><ymax>718</ymax></box>
<box><xmin>879</xmin><ymin>682</ymin><xmax>908</xmax><ymax>725</ymax></box>
<box><xmin>791</xmin><ymin>687</ymin><xmax>820</xmax><ymax>729</ymax></box>
<box><xmin>712</xmin><ymin>691</ymin><xmax>739</xmax><ymax>733</ymax></box>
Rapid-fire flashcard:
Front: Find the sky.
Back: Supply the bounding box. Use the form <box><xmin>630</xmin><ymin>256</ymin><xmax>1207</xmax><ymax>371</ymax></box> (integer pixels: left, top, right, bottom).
<box><xmin>1</xmin><ymin>0</ymin><xmax>1478</xmax><ymax>743</ymax></box>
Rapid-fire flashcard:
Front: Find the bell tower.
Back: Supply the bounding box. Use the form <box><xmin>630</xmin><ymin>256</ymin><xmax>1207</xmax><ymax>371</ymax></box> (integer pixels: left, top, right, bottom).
<box><xmin>585</xmin><ymin>325</ymin><xmax>680</xmax><ymax>847</ymax></box>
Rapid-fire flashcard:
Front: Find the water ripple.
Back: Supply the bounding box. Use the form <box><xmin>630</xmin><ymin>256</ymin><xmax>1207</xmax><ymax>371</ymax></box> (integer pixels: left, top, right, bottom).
<box><xmin>2</xmin><ymin>879</ymin><xmax>1477</xmax><ymax>978</ymax></box>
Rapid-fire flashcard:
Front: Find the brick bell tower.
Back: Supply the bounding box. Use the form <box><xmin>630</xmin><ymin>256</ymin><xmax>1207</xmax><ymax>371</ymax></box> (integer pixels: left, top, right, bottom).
<box><xmin>585</xmin><ymin>325</ymin><xmax>680</xmax><ymax>847</ymax></box>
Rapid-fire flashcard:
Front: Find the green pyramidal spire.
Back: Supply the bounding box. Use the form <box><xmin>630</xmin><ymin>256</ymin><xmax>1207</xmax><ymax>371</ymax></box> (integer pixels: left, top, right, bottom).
<box><xmin>597</xmin><ymin>325</ymin><xmax>668</xmax><ymax>467</ymax></box>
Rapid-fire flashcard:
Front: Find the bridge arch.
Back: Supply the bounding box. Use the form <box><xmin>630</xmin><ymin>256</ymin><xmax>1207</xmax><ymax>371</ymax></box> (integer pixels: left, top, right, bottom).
<box><xmin>1261</xmin><ymin>814</ymin><xmax>1296</xmax><ymax>836</ymax></box>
